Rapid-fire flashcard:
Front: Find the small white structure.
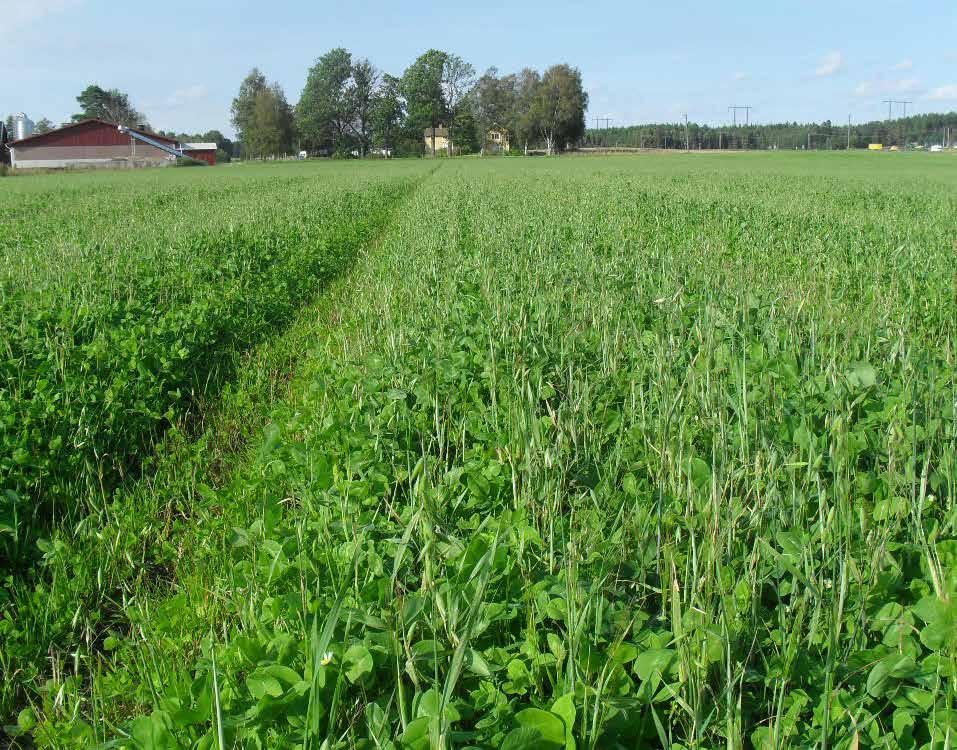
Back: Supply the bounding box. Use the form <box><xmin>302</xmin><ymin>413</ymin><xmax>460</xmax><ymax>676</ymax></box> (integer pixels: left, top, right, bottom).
<box><xmin>930</xmin><ymin>144</ymin><xmax>943</xmax><ymax>153</ymax></box>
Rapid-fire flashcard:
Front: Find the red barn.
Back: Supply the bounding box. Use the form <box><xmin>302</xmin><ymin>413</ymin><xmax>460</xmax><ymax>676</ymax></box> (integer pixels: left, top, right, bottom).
<box><xmin>9</xmin><ymin>119</ymin><xmax>187</xmax><ymax>169</ymax></box>
<box><xmin>180</xmin><ymin>143</ymin><xmax>217</xmax><ymax>165</ymax></box>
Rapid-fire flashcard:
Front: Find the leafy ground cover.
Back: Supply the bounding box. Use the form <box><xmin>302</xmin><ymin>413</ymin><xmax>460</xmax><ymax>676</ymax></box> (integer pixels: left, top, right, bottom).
<box><xmin>3</xmin><ymin>153</ymin><xmax>957</xmax><ymax>749</ymax></box>
<box><xmin>0</xmin><ymin>161</ymin><xmax>430</xmax><ymax>566</ymax></box>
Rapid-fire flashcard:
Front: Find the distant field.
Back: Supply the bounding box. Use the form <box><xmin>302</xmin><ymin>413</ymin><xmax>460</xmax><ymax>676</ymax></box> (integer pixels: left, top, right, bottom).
<box><xmin>2</xmin><ymin>153</ymin><xmax>956</xmax><ymax>749</ymax></box>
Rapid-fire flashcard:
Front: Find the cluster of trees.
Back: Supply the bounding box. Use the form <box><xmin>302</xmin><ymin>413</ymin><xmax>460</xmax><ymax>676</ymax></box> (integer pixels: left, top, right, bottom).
<box><xmin>472</xmin><ymin>65</ymin><xmax>588</xmax><ymax>155</ymax></box>
<box><xmin>586</xmin><ymin>111</ymin><xmax>957</xmax><ymax>150</ymax></box>
<box><xmin>229</xmin><ymin>70</ymin><xmax>297</xmax><ymax>159</ymax></box>
<box><xmin>231</xmin><ymin>49</ymin><xmax>588</xmax><ymax>158</ymax></box>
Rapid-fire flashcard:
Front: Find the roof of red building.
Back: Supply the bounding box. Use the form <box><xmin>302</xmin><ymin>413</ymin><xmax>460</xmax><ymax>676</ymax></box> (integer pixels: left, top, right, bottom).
<box><xmin>10</xmin><ymin>118</ymin><xmax>178</xmax><ymax>147</ymax></box>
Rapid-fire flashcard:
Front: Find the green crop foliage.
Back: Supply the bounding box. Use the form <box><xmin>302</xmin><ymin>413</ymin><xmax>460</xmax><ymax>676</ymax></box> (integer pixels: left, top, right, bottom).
<box><xmin>2</xmin><ymin>153</ymin><xmax>956</xmax><ymax>749</ymax></box>
<box><xmin>0</xmin><ymin>161</ymin><xmax>431</xmax><ymax>566</ymax></box>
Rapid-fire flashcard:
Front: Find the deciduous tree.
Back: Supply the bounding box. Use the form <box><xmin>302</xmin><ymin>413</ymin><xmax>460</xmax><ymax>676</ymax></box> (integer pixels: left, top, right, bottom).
<box><xmin>348</xmin><ymin>58</ymin><xmax>379</xmax><ymax>156</ymax></box>
<box><xmin>472</xmin><ymin>68</ymin><xmax>518</xmax><ymax>149</ymax></box>
<box><xmin>231</xmin><ymin>69</ymin><xmax>268</xmax><ymax>146</ymax></box>
<box><xmin>513</xmin><ymin>68</ymin><xmax>542</xmax><ymax>154</ymax></box>
<box><xmin>441</xmin><ymin>53</ymin><xmax>475</xmax><ymax>155</ymax></box>
<box><xmin>402</xmin><ymin>50</ymin><xmax>447</xmax><ymax>155</ymax></box>
<box><xmin>372</xmin><ymin>74</ymin><xmax>404</xmax><ymax>154</ymax></box>
<box><xmin>297</xmin><ymin>48</ymin><xmax>353</xmax><ymax>153</ymax></box>
<box><xmin>245</xmin><ymin>85</ymin><xmax>294</xmax><ymax>158</ymax></box>
<box><xmin>526</xmin><ymin>64</ymin><xmax>587</xmax><ymax>154</ymax></box>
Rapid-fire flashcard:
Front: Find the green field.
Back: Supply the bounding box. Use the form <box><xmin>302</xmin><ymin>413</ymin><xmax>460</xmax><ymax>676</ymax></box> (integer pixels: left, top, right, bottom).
<box><xmin>2</xmin><ymin>152</ymin><xmax>956</xmax><ymax>749</ymax></box>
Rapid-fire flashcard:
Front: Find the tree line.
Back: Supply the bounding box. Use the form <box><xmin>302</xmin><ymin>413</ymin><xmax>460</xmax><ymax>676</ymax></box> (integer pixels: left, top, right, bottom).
<box><xmin>231</xmin><ymin>49</ymin><xmax>588</xmax><ymax>158</ymax></box>
<box><xmin>586</xmin><ymin>111</ymin><xmax>957</xmax><ymax>150</ymax></box>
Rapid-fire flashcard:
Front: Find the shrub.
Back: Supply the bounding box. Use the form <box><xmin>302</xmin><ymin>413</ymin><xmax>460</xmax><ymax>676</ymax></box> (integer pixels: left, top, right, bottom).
<box><xmin>173</xmin><ymin>155</ymin><xmax>207</xmax><ymax>167</ymax></box>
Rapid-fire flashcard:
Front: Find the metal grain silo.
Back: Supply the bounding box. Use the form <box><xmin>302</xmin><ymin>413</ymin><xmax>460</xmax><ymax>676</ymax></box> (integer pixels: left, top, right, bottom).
<box><xmin>14</xmin><ymin>113</ymin><xmax>35</xmax><ymax>141</ymax></box>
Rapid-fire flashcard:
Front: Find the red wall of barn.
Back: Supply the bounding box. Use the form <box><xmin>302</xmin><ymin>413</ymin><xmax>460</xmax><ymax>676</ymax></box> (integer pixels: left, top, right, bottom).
<box><xmin>23</xmin><ymin>121</ymin><xmax>177</xmax><ymax>148</ymax></box>
<box><xmin>188</xmin><ymin>150</ymin><xmax>216</xmax><ymax>165</ymax></box>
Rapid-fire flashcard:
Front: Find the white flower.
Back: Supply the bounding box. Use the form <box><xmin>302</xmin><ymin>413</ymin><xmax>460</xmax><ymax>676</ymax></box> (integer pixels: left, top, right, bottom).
<box><xmin>321</xmin><ymin>651</ymin><xmax>333</xmax><ymax>666</ymax></box>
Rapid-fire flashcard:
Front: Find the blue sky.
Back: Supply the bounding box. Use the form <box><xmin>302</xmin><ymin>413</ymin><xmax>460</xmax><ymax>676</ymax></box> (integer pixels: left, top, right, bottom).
<box><xmin>3</xmin><ymin>0</ymin><xmax>955</xmax><ymax>137</ymax></box>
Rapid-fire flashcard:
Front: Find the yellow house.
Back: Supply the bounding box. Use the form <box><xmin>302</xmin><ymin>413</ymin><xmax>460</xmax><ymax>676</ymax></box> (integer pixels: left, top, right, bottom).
<box><xmin>484</xmin><ymin>127</ymin><xmax>510</xmax><ymax>154</ymax></box>
<box><xmin>424</xmin><ymin>126</ymin><xmax>451</xmax><ymax>155</ymax></box>
<box><xmin>868</xmin><ymin>143</ymin><xmax>884</xmax><ymax>151</ymax></box>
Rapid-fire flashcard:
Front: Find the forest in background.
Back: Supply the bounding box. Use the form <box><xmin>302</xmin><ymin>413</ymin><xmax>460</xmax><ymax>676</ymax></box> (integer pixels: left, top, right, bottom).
<box><xmin>585</xmin><ymin>111</ymin><xmax>957</xmax><ymax>149</ymax></box>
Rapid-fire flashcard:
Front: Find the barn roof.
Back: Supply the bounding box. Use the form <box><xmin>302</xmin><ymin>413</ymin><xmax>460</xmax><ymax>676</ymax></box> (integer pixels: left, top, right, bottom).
<box><xmin>10</xmin><ymin>119</ymin><xmax>178</xmax><ymax>147</ymax></box>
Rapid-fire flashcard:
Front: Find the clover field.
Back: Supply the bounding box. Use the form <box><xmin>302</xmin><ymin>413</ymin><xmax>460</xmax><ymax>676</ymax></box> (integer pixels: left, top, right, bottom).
<box><xmin>2</xmin><ymin>152</ymin><xmax>956</xmax><ymax>750</ymax></box>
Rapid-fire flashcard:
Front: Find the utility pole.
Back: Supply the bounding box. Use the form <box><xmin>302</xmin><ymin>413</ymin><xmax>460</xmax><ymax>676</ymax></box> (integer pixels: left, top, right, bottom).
<box><xmin>684</xmin><ymin>114</ymin><xmax>690</xmax><ymax>152</ymax></box>
<box><xmin>847</xmin><ymin>114</ymin><xmax>851</xmax><ymax>151</ymax></box>
<box><xmin>728</xmin><ymin>105</ymin><xmax>753</xmax><ymax>149</ymax></box>
<box><xmin>592</xmin><ymin>117</ymin><xmax>612</xmax><ymax>146</ymax></box>
<box><xmin>728</xmin><ymin>105</ymin><xmax>752</xmax><ymax>126</ymax></box>
<box><xmin>882</xmin><ymin>100</ymin><xmax>913</xmax><ymax>119</ymax></box>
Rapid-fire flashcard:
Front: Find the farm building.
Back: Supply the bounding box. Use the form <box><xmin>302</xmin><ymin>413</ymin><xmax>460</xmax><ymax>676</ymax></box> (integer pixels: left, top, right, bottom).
<box><xmin>180</xmin><ymin>143</ymin><xmax>217</xmax><ymax>165</ymax></box>
<box><xmin>424</xmin><ymin>126</ymin><xmax>452</xmax><ymax>155</ymax></box>
<box><xmin>8</xmin><ymin>119</ymin><xmax>208</xmax><ymax>170</ymax></box>
<box><xmin>0</xmin><ymin>121</ymin><xmax>11</xmax><ymax>166</ymax></box>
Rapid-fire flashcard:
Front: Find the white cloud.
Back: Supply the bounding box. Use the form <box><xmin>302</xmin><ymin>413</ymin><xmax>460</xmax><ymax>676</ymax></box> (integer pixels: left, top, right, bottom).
<box><xmin>166</xmin><ymin>85</ymin><xmax>208</xmax><ymax>107</ymax></box>
<box><xmin>894</xmin><ymin>59</ymin><xmax>913</xmax><ymax>71</ymax></box>
<box><xmin>0</xmin><ymin>0</ymin><xmax>80</xmax><ymax>35</ymax></box>
<box><xmin>733</xmin><ymin>72</ymin><xmax>749</xmax><ymax>81</ymax></box>
<box><xmin>854</xmin><ymin>77</ymin><xmax>921</xmax><ymax>97</ymax></box>
<box><xmin>815</xmin><ymin>51</ymin><xmax>844</xmax><ymax>77</ymax></box>
<box><xmin>927</xmin><ymin>84</ymin><xmax>957</xmax><ymax>101</ymax></box>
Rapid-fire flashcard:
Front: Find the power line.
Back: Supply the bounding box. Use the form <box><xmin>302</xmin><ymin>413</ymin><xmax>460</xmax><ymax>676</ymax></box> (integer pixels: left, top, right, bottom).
<box><xmin>882</xmin><ymin>100</ymin><xmax>913</xmax><ymax>120</ymax></box>
<box><xmin>728</xmin><ymin>105</ymin><xmax>752</xmax><ymax>127</ymax></box>
<box><xmin>592</xmin><ymin>118</ymin><xmax>612</xmax><ymax>146</ymax></box>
